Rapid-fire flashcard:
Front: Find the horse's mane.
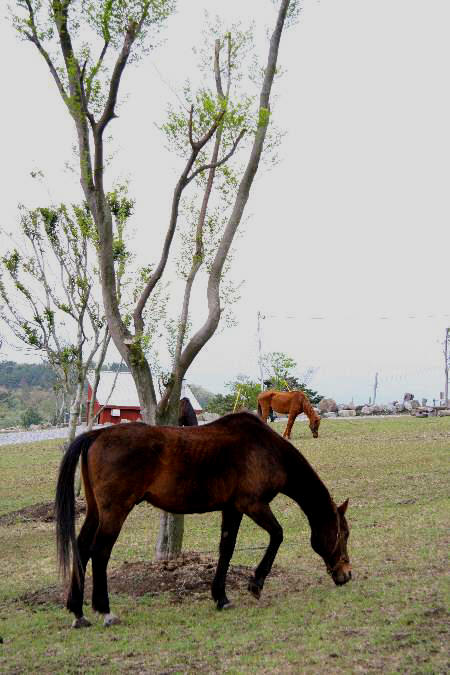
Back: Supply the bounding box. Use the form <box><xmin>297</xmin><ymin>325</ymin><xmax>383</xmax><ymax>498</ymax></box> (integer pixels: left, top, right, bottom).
<box><xmin>297</xmin><ymin>391</ymin><xmax>319</xmax><ymax>420</ymax></box>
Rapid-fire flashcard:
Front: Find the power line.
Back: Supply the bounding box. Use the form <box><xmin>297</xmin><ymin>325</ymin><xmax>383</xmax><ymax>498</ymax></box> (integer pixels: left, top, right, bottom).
<box><xmin>259</xmin><ymin>312</ymin><xmax>450</xmax><ymax>322</ymax></box>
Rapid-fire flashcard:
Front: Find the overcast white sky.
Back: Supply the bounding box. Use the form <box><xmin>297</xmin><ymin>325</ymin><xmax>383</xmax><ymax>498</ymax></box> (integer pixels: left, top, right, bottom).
<box><xmin>1</xmin><ymin>0</ymin><xmax>449</xmax><ymax>404</ymax></box>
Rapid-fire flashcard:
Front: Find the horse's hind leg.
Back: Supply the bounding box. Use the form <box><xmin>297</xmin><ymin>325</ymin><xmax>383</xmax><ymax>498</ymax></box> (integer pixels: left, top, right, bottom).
<box><xmin>211</xmin><ymin>507</ymin><xmax>243</xmax><ymax>610</ymax></box>
<box><xmin>243</xmin><ymin>502</ymin><xmax>283</xmax><ymax>599</ymax></box>
<box><xmin>67</xmin><ymin>503</ymin><xmax>99</xmax><ymax>628</ymax></box>
<box><xmin>90</xmin><ymin>504</ymin><xmax>131</xmax><ymax>626</ymax></box>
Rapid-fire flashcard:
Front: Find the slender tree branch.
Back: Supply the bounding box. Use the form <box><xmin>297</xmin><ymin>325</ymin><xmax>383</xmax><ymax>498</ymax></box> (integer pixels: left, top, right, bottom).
<box><xmin>188</xmin><ymin>105</ymin><xmax>195</xmax><ymax>148</ymax></box>
<box><xmin>23</xmin><ymin>0</ymin><xmax>67</xmax><ymax>101</ymax></box>
<box><xmin>132</xmin><ymin>157</ymin><xmax>195</xmax><ymax>334</ymax></box>
<box><xmin>78</xmin><ymin>64</ymin><xmax>97</xmax><ymax>129</ymax></box>
<box><xmin>186</xmin><ymin>128</ymin><xmax>246</xmax><ymax>185</ymax></box>
<box><xmin>96</xmin><ymin>33</ymin><xmax>131</xmax><ymax>136</ymax></box>
<box><xmin>133</xmin><ymin>108</ymin><xmax>228</xmax><ymax>334</ymax></box>
<box><xmin>159</xmin><ymin>34</ymin><xmax>236</xmax><ymax>415</ymax></box>
<box><xmin>86</xmin><ymin>40</ymin><xmax>110</xmax><ymax>105</ymax></box>
<box><xmin>214</xmin><ymin>39</ymin><xmax>224</xmax><ymax>98</ymax></box>
<box><xmin>178</xmin><ymin>0</ymin><xmax>292</xmax><ymax>376</ymax></box>
<box><xmin>191</xmin><ymin>110</ymin><xmax>225</xmax><ymax>150</ymax></box>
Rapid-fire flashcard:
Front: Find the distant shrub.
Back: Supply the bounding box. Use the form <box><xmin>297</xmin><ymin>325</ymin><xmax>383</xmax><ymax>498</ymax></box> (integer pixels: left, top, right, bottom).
<box><xmin>21</xmin><ymin>408</ymin><xmax>43</xmax><ymax>428</ymax></box>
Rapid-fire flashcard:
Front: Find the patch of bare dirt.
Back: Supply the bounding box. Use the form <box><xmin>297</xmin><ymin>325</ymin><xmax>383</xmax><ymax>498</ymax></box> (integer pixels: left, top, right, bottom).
<box><xmin>0</xmin><ymin>498</ymin><xmax>86</xmax><ymax>526</ymax></box>
<box><xmin>19</xmin><ymin>552</ymin><xmax>284</xmax><ymax>607</ymax></box>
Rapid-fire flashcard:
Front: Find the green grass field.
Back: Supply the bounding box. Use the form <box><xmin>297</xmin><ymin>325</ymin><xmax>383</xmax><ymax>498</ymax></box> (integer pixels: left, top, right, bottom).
<box><xmin>0</xmin><ymin>416</ymin><xmax>449</xmax><ymax>673</ymax></box>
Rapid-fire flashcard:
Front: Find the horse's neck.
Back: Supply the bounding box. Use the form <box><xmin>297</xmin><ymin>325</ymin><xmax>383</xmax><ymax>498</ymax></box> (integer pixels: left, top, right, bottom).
<box><xmin>300</xmin><ymin>394</ymin><xmax>315</xmax><ymax>420</ymax></box>
<box><xmin>283</xmin><ymin>450</ymin><xmax>335</xmax><ymax>525</ymax></box>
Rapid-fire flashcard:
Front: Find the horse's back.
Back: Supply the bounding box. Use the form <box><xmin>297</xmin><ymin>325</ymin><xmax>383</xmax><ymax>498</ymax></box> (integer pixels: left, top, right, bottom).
<box><xmin>259</xmin><ymin>390</ymin><xmax>299</xmax><ymax>413</ymax></box>
<box><xmin>83</xmin><ymin>414</ymin><xmax>289</xmax><ymax>514</ymax></box>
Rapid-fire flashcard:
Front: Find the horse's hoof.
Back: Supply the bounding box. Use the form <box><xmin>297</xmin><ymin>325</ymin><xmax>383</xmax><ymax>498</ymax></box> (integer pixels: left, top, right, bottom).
<box><xmin>103</xmin><ymin>613</ymin><xmax>120</xmax><ymax>627</ymax></box>
<box><xmin>216</xmin><ymin>599</ymin><xmax>233</xmax><ymax>611</ymax></box>
<box><xmin>248</xmin><ymin>579</ymin><xmax>262</xmax><ymax>599</ymax></box>
<box><xmin>71</xmin><ymin>616</ymin><xmax>92</xmax><ymax>629</ymax></box>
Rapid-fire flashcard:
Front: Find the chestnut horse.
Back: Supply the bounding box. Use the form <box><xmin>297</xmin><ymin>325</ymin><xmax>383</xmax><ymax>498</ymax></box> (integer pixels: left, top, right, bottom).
<box><xmin>258</xmin><ymin>390</ymin><xmax>320</xmax><ymax>439</ymax></box>
<box><xmin>55</xmin><ymin>412</ymin><xmax>350</xmax><ymax>628</ymax></box>
<box><xmin>178</xmin><ymin>397</ymin><xmax>198</xmax><ymax>427</ymax></box>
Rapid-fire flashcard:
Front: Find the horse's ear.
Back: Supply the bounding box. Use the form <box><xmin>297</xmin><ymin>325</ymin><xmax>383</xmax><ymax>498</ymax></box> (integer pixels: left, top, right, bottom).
<box><xmin>338</xmin><ymin>498</ymin><xmax>349</xmax><ymax>515</ymax></box>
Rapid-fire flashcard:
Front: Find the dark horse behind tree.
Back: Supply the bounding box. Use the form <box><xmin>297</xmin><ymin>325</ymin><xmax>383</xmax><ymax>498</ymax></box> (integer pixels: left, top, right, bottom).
<box><xmin>258</xmin><ymin>389</ymin><xmax>321</xmax><ymax>439</ymax></box>
<box><xmin>55</xmin><ymin>412</ymin><xmax>351</xmax><ymax>628</ymax></box>
<box><xmin>178</xmin><ymin>397</ymin><xmax>198</xmax><ymax>427</ymax></box>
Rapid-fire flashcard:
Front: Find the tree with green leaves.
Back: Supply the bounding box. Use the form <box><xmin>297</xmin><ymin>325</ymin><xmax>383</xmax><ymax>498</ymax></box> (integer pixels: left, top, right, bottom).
<box><xmin>207</xmin><ymin>375</ymin><xmax>261</xmax><ymax>415</ymax></box>
<box><xmin>11</xmin><ymin>0</ymin><xmax>298</xmax><ymax>558</ymax></box>
<box><xmin>206</xmin><ymin>392</ymin><xmax>236</xmax><ymax>416</ymax></box>
<box><xmin>0</xmin><ymin>195</ymin><xmax>129</xmax><ymax>443</ymax></box>
<box><xmin>263</xmin><ymin>351</ymin><xmax>297</xmax><ymax>390</ymax></box>
<box><xmin>263</xmin><ymin>351</ymin><xmax>323</xmax><ymax>405</ymax></box>
<box><xmin>226</xmin><ymin>375</ymin><xmax>262</xmax><ymax>411</ymax></box>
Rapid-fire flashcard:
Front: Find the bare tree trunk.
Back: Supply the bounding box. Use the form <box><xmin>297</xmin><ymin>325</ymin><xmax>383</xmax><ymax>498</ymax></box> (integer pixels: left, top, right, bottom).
<box><xmin>128</xmin><ymin>359</ymin><xmax>157</xmax><ymax>425</ymax></box>
<box><xmin>87</xmin><ymin>333</ymin><xmax>111</xmax><ymax>429</ymax></box>
<box><xmin>68</xmin><ymin>380</ymin><xmax>84</xmax><ymax>446</ymax></box>
<box><xmin>154</xmin><ymin>379</ymin><xmax>183</xmax><ymax>560</ymax></box>
<box><xmin>154</xmin><ymin>0</ymin><xmax>292</xmax><ymax>560</ymax></box>
<box><xmin>67</xmin><ymin>379</ymin><xmax>84</xmax><ymax>495</ymax></box>
<box><xmin>156</xmin><ymin>511</ymin><xmax>184</xmax><ymax>561</ymax></box>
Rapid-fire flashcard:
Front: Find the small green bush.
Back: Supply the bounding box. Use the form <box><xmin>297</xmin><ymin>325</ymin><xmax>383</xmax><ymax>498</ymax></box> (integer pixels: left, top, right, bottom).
<box><xmin>21</xmin><ymin>408</ymin><xmax>43</xmax><ymax>428</ymax></box>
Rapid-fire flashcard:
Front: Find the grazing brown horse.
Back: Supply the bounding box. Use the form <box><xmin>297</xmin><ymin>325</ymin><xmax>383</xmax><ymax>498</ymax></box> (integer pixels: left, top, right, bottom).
<box><xmin>258</xmin><ymin>390</ymin><xmax>321</xmax><ymax>439</ymax></box>
<box><xmin>55</xmin><ymin>412</ymin><xmax>350</xmax><ymax>629</ymax></box>
<box><xmin>178</xmin><ymin>397</ymin><xmax>198</xmax><ymax>427</ymax></box>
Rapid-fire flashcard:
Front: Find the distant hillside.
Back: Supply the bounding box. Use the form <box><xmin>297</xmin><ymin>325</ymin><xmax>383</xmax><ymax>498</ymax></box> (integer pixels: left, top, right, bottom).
<box><xmin>0</xmin><ymin>362</ymin><xmax>218</xmax><ymax>428</ymax></box>
<box><xmin>0</xmin><ymin>361</ymin><xmax>55</xmax><ymax>390</ymax></box>
<box><xmin>0</xmin><ymin>361</ymin><xmax>56</xmax><ymax>428</ymax></box>
<box><xmin>189</xmin><ymin>384</ymin><xmax>215</xmax><ymax>409</ymax></box>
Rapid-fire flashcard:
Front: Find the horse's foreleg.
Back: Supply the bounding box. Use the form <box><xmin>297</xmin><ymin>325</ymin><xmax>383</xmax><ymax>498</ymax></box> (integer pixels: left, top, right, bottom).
<box><xmin>67</xmin><ymin>510</ymin><xmax>98</xmax><ymax>628</ymax></box>
<box><xmin>211</xmin><ymin>507</ymin><xmax>243</xmax><ymax>610</ymax></box>
<box><xmin>283</xmin><ymin>410</ymin><xmax>297</xmax><ymax>439</ymax></box>
<box><xmin>90</xmin><ymin>507</ymin><xmax>130</xmax><ymax>626</ymax></box>
<box><xmin>244</xmin><ymin>503</ymin><xmax>283</xmax><ymax>600</ymax></box>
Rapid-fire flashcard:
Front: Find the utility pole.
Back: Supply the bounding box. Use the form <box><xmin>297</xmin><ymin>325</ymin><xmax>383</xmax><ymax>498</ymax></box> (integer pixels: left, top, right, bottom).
<box><xmin>257</xmin><ymin>311</ymin><xmax>265</xmax><ymax>392</ymax></box>
<box><xmin>373</xmin><ymin>371</ymin><xmax>379</xmax><ymax>405</ymax></box>
<box><xmin>445</xmin><ymin>327</ymin><xmax>449</xmax><ymax>406</ymax></box>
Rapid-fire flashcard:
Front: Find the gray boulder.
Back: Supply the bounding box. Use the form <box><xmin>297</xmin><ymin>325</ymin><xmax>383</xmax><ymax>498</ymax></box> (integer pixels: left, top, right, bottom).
<box><xmin>338</xmin><ymin>409</ymin><xmax>356</xmax><ymax>417</ymax></box>
<box><xmin>319</xmin><ymin>398</ymin><xmax>338</xmax><ymax>413</ymax></box>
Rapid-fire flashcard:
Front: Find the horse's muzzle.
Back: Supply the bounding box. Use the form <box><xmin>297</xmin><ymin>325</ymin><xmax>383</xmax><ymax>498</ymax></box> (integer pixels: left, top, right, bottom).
<box><xmin>332</xmin><ymin>563</ymin><xmax>352</xmax><ymax>586</ymax></box>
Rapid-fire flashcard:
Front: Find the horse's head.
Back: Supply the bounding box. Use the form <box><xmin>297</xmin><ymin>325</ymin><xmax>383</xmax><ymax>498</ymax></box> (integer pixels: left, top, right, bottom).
<box><xmin>309</xmin><ymin>414</ymin><xmax>320</xmax><ymax>438</ymax></box>
<box><xmin>311</xmin><ymin>499</ymin><xmax>352</xmax><ymax>586</ymax></box>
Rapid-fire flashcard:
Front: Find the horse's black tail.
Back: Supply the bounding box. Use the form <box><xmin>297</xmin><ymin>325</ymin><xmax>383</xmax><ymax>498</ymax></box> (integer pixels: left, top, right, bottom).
<box><xmin>55</xmin><ymin>429</ymin><xmax>101</xmax><ymax>580</ymax></box>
